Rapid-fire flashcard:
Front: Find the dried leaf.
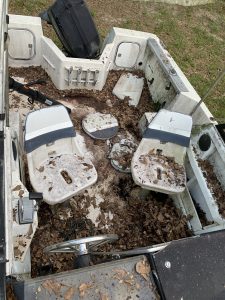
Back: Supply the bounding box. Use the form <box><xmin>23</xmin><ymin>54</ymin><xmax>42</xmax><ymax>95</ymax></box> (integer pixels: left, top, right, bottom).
<box><xmin>79</xmin><ymin>283</ymin><xmax>92</xmax><ymax>297</ymax></box>
<box><xmin>27</xmin><ymin>225</ymin><xmax>33</xmax><ymax>238</ymax></box>
<box><xmin>135</xmin><ymin>258</ymin><xmax>150</xmax><ymax>280</ymax></box>
<box><xmin>12</xmin><ymin>185</ymin><xmax>22</xmax><ymax>191</ymax></box>
<box><xmin>113</xmin><ymin>269</ymin><xmax>134</xmax><ymax>286</ymax></box>
<box><xmin>18</xmin><ymin>190</ymin><xmax>24</xmax><ymax>198</ymax></box>
<box><xmin>49</xmin><ymin>160</ymin><xmax>56</xmax><ymax>166</ymax></box>
<box><xmin>157</xmin><ymin>213</ymin><xmax>164</xmax><ymax>222</ymax></box>
<box><xmin>37</xmin><ymin>166</ymin><xmax>44</xmax><ymax>172</ymax></box>
<box><xmin>124</xmin><ymin>278</ymin><xmax>134</xmax><ymax>286</ymax></box>
<box><xmin>113</xmin><ymin>268</ymin><xmax>127</xmax><ymax>280</ymax></box>
<box><xmin>14</xmin><ymin>247</ymin><xmax>22</xmax><ymax>258</ymax></box>
<box><xmin>100</xmin><ymin>292</ymin><xmax>110</xmax><ymax>300</ymax></box>
<box><xmin>42</xmin><ymin>279</ymin><xmax>62</xmax><ymax>296</ymax></box>
<box><xmin>136</xmin><ymin>283</ymin><xmax>141</xmax><ymax>290</ymax></box>
<box><xmin>83</xmin><ymin>163</ymin><xmax>93</xmax><ymax>171</ymax></box>
<box><xmin>64</xmin><ymin>286</ymin><xmax>76</xmax><ymax>300</ymax></box>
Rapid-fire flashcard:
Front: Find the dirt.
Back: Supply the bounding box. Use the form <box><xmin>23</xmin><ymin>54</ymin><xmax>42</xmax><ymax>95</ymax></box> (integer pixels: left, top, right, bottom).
<box><xmin>9</xmin><ymin>66</ymin><xmax>154</xmax><ymax>138</ymax></box>
<box><xmin>30</xmin><ymin>187</ymin><xmax>191</xmax><ymax>277</ymax></box>
<box><xmin>6</xmin><ymin>284</ymin><xmax>17</xmax><ymax>300</ymax></box>
<box><xmin>198</xmin><ymin>159</ymin><xmax>225</xmax><ymax>218</ymax></box>
<box><xmin>192</xmin><ymin>199</ymin><xmax>213</xmax><ymax>227</ymax></box>
<box><xmin>9</xmin><ymin>66</ymin><xmax>191</xmax><ymax>278</ymax></box>
<box><xmin>110</xmin><ymin>139</ymin><xmax>137</xmax><ymax>172</ymax></box>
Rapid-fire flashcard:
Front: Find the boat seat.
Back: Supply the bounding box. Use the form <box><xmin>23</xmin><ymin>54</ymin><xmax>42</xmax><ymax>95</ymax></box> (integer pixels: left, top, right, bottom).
<box><xmin>24</xmin><ymin>106</ymin><xmax>97</xmax><ymax>205</ymax></box>
<box><xmin>131</xmin><ymin>109</ymin><xmax>192</xmax><ymax>194</ymax></box>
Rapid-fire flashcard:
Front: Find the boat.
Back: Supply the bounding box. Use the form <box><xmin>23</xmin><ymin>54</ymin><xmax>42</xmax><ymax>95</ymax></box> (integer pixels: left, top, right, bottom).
<box><xmin>1</xmin><ymin>0</ymin><xmax>225</xmax><ymax>299</ymax></box>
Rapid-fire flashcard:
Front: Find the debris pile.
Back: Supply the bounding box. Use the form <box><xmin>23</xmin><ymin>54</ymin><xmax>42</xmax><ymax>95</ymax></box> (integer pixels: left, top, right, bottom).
<box><xmin>109</xmin><ymin>138</ymin><xmax>137</xmax><ymax>173</ymax></box>
<box><xmin>198</xmin><ymin>159</ymin><xmax>225</xmax><ymax>217</ymax></box>
<box><xmin>134</xmin><ymin>151</ymin><xmax>186</xmax><ymax>189</ymax></box>
<box><xmin>9</xmin><ymin>67</ymin><xmax>191</xmax><ymax>278</ymax></box>
<box><xmin>31</xmin><ymin>178</ymin><xmax>191</xmax><ymax>277</ymax></box>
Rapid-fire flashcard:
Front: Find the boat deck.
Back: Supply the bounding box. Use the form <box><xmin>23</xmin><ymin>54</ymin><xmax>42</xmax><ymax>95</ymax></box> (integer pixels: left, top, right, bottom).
<box><xmin>9</xmin><ymin>67</ymin><xmax>191</xmax><ymax>277</ymax></box>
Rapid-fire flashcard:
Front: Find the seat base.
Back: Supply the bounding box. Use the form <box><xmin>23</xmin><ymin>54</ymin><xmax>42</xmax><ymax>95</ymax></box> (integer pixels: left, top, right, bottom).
<box><xmin>29</xmin><ymin>153</ymin><xmax>97</xmax><ymax>205</ymax></box>
<box><xmin>132</xmin><ymin>148</ymin><xmax>186</xmax><ymax>194</ymax></box>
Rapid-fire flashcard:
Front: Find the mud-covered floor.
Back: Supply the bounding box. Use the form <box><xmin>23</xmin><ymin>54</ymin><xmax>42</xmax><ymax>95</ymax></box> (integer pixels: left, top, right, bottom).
<box><xmin>9</xmin><ymin>67</ymin><xmax>191</xmax><ymax>278</ymax></box>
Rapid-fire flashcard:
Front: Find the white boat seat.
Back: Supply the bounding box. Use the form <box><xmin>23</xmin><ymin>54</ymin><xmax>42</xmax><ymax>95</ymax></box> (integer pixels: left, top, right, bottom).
<box><xmin>24</xmin><ymin>106</ymin><xmax>97</xmax><ymax>205</ymax></box>
<box><xmin>131</xmin><ymin>109</ymin><xmax>192</xmax><ymax>194</ymax></box>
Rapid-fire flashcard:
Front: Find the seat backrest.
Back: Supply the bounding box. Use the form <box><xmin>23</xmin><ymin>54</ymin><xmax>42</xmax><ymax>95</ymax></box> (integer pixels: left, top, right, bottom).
<box><xmin>145</xmin><ymin>109</ymin><xmax>192</xmax><ymax>147</ymax></box>
<box><xmin>24</xmin><ymin>106</ymin><xmax>75</xmax><ymax>154</ymax></box>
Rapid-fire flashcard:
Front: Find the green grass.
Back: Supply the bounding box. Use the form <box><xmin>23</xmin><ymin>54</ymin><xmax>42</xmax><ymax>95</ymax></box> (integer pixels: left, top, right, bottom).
<box><xmin>8</xmin><ymin>0</ymin><xmax>225</xmax><ymax>120</ymax></box>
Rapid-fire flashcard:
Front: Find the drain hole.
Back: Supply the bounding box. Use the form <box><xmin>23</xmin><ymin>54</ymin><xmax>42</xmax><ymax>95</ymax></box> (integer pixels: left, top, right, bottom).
<box><xmin>61</xmin><ymin>170</ymin><xmax>72</xmax><ymax>184</ymax></box>
<box><xmin>198</xmin><ymin>134</ymin><xmax>211</xmax><ymax>151</ymax></box>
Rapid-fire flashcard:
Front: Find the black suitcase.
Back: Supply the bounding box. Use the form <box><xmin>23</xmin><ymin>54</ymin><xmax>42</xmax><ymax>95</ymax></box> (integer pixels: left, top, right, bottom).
<box><xmin>47</xmin><ymin>0</ymin><xmax>100</xmax><ymax>59</ymax></box>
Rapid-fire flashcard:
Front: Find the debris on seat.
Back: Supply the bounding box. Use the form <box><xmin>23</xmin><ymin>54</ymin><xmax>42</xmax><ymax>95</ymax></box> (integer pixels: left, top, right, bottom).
<box><xmin>132</xmin><ymin>109</ymin><xmax>192</xmax><ymax>194</ymax></box>
<box><xmin>109</xmin><ymin>138</ymin><xmax>137</xmax><ymax>173</ymax></box>
<box><xmin>113</xmin><ymin>73</ymin><xmax>144</xmax><ymax>107</ymax></box>
<box><xmin>25</xmin><ymin>106</ymin><xmax>97</xmax><ymax>205</ymax></box>
<box><xmin>82</xmin><ymin>112</ymin><xmax>119</xmax><ymax>140</ymax></box>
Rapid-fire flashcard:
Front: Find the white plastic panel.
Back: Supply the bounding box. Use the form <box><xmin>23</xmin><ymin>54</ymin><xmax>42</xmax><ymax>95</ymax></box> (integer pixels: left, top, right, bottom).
<box><xmin>115</xmin><ymin>42</ymin><xmax>140</xmax><ymax>68</ymax></box>
<box><xmin>8</xmin><ymin>14</ymin><xmax>43</xmax><ymax>67</ymax></box>
<box><xmin>8</xmin><ymin>28</ymin><xmax>35</xmax><ymax>60</ymax></box>
<box><xmin>113</xmin><ymin>73</ymin><xmax>144</xmax><ymax>107</ymax></box>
